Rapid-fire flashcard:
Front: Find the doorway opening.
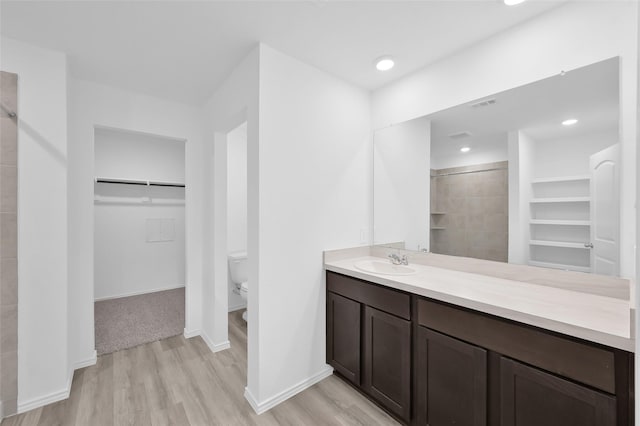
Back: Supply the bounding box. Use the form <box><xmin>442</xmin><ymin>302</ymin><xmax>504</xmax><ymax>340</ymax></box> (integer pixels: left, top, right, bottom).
<box><xmin>93</xmin><ymin>127</ymin><xmax>186</xmax><ymax>354</ymax></box>
<box><xmin>226</xmin><ymin>121</ymin><xmax>248</xmax><ymax>372</ymax></box>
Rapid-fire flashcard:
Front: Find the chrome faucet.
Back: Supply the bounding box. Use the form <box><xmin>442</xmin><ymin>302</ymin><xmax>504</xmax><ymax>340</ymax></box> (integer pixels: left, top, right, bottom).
<box><xmin>388</xmin><ymin>253</ymin><xmax>409</xmax><ymax>265</ymax></box>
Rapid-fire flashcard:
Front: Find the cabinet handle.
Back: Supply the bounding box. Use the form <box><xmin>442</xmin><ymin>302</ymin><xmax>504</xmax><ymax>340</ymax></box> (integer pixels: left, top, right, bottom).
<box><xmin>584</xmin><ymin>243</ymin><xmax>594</xmax><ymax>249</ymax></box>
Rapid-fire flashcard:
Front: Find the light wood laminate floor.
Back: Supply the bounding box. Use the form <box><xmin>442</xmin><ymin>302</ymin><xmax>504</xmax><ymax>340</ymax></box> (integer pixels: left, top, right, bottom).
<box><xmin>2</xmin><ymin>311</ymin><xmax>399</xmax><ymax>425</ymax></box>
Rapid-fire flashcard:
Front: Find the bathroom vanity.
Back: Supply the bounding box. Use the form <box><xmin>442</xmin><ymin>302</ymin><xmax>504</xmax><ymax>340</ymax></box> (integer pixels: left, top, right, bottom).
<box><xmin>324</xmin><ymin>248</ymin><xmax>634</xmax><ymax>426</ymax></box>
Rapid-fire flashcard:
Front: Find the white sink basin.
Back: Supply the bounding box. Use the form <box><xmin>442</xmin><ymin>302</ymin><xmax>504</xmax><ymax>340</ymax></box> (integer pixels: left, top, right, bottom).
<box><xmin>354</xmin><ymin>260</ymin><xmax>417</xmax><ymax>276</ymax></box>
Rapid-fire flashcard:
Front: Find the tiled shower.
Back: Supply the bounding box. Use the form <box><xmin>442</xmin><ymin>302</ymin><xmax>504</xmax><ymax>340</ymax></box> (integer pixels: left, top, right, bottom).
<box><xmin>0</xmin><ymin>70</ymin><xmax>18</xmax><ymax>417</ymax></box>
<box><xmin>430</xmin><ymin>161</ymin><xmax>508</xmax><ymax>262</ymax></box>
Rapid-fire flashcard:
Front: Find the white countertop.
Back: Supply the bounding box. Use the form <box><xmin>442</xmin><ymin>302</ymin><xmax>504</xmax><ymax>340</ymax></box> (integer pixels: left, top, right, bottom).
<box><xmin>324</xmin><ymin>252</ymin><xmax>634</xmax><ymax>352</ymax></box>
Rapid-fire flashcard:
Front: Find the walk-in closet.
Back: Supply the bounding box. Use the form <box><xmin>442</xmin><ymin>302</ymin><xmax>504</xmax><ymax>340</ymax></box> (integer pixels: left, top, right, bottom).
<box><xmin>93</xmin><ymin>127</ymin><xmax>186</xmax><ymax>354</ymax></box>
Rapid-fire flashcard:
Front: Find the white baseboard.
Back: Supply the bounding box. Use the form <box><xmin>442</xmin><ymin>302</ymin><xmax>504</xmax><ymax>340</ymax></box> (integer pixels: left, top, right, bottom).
<box><xmin>18</xmin><ymin>369</ymin><xmax>73</xmax><ymax>414</ymax></box>
<box><xmin>228</xmin><ymin>302</ymin><xmax>247</xmax><ymax>312</ymax></box>
<box><xmin>74</xmin><ymin>350</ymin><xmax>97</xmax><ymax>370</ymax></box>
<box><xmin>16</xmin><ymin>350</ymin><xmax>96</xmax><ymax>416</ymax></box>
<box><xmin>95</xmin><ymin>284</ymin><xmax>185</xmax><ymax>302</ymax></box>
<box><xmin>201</xmin><ymin>330</ymin><xmax>231</xmax><ymax>353</ymax></box>
<box><xmin>244</xmin><ymin>365</ymin><xmax>334</xmax><ymax>414</ymax></box>
<box><xmin>183</xmin><ymin>328</ymin><xmax>201</xmax><ymax>339</ymax></box>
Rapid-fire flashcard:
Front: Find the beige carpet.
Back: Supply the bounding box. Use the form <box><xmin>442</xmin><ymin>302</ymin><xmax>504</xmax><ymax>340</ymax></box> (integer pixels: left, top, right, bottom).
<box><xmin>95</xmin><ymin>287</ymin><xmax>185</xmax><ymax>355</ymax></box>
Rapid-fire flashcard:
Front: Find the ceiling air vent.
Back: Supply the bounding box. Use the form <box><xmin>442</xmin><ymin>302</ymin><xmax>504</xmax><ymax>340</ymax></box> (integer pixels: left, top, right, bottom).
<box><xmin>448</xmin><ymin>131</ymin><xmax>472</xmax><ymax>140</ymax></box>
<box><xmin>470</xmin><ymin>98</ymin><xmax>497</xmax><ymax>108</ymax></box>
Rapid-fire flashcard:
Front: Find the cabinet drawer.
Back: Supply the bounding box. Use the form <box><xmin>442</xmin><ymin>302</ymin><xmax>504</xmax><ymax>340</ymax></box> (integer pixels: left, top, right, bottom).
<box><xmin>417</xmin><ymin>298</ymin><xmax>616</xmax><ymax>394</ymax></box>
<box><xmin>327</xmin><ymin>272</ymin><xmax>410</xmax><ymax>320</ymax></box>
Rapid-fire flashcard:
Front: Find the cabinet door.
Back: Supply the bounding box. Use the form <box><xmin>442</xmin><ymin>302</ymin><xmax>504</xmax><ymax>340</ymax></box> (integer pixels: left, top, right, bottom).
<box><xmin>415</xmin><ymin>327</ymin><xmax>487</xmax><ymax>426</ymax></box>
<box><xmin>327</xmin><ymin>292</ymin><xmax>361</xmax><ymax>385</ymax></box>
<box><xmin>501</xmin><ymin>357</ymin><xmax>616</xmax><ymax>426</ymax></box>
<box><xmin>363</xmin><ymin>305</ymin><xmax>411</xmax><ymax>422</ymax></box>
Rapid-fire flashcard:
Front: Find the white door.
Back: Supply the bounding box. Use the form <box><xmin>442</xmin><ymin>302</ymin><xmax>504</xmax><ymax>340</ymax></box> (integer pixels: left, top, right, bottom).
<box><xmin>589</xmin><ymin>144</ymin><xmax>620</xmax><ymax>276</ymax></box>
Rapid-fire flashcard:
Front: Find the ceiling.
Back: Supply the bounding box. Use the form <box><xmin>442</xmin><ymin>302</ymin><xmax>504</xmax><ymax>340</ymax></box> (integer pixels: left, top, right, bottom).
<box><xmin>430</xmin><ymin>56</ymin><xmax>619</xmax><ymax>161</ymax></box>
<box><xmin>1</xmin><ymin>1</ymin><xmax>566</xmax><ymax>105</ymax></box>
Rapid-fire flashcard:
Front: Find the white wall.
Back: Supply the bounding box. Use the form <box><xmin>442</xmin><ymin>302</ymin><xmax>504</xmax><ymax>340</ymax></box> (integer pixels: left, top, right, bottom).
<box><xmin>372</xmin><ymin>1</ymin><xmax>638</xmax><ymax>279</ymax></box>
<box><xmin>202</xmin><ymin>46</ymin><xmax>259</xmax><ymax>360</ymax></box>
<box><xmin>68</xmin><ymin>79</ymin><xmax>204</xmax><ymax>371</ymax></box>
<box><xmin>94</xmin><ymin>128</ymin><xmax>186</xmax><ymax>184</ymax></box>
<box><xmin>227</xmin><ymin>123</ymin><xmax>248</xmax><ymax>254</ymax></box>
<box><xmin>94</xmin><ymin>196</ymin><xmax>185</xmax><ymax>300</ymax></box>
<box><xmin>431</xmin><ymin>136</ymin><xmax>507</xmax><ymax>170</ymax></box>
<box><xmin>0</xmin><ymin>37</ymin><xmax>69</xmax><ymax>412</ymax></box>
<box><xmin>93</xmin><ymin>129</ymin><xmax>186</xmax><ymax>300</ymax></box>
<box><xmin>227</xmin><ymin>122</ymin><xmax>247</xmax><ymax>311</ymax></box>
<box><xmin>373</xmin><ymin>118</ymin><xmax>430</xmax><ymax>251</ymax></box>
<box><xmin>252</xmin><ymin>44</ymin><xmax>371</xmax><ymax>408</ymax></box>
<box><xmin>531</xmin><ymin>129</ymin><xmax>618</xmax><ymax>178</ymax></box>
<box><xmin>507</xmin><ymin>131</ymin><xmax>533</xmax><ymax>265</ymax></box>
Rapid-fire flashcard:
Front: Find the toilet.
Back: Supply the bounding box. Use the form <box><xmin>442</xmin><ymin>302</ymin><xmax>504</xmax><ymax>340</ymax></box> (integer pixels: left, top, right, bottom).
<box><xmin>228</xmin><ymin>251</ymin><xmax>248</xmax><ymax>322</ymax></box>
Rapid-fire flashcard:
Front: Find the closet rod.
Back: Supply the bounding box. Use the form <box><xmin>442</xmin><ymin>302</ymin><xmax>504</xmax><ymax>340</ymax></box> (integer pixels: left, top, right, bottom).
<box><xmin>95</xmin><ymin>177</ymin><xmax>185</xmax><ymax>188</ymax></box>
<box><xmin>431</xmin><ymin>166</ymin><xmax>506</xmax><ymax>177</ymax></box>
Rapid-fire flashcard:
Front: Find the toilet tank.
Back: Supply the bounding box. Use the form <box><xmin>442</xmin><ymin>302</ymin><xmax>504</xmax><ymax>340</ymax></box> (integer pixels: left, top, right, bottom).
<box><xmin>228</xmin><ymin>251</ymin><xmax>248</xmax><ymax>284</ymax></box>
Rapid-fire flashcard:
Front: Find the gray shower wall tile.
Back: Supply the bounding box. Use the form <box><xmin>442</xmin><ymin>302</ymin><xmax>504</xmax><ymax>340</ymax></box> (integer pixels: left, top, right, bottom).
<box><xmin>0</xmin><ymin>350</ymin><xmax>17</xmax><ymax>400</ymax></box>
<box><xmin>0</xmin><ymin>73</ymin><xmax>17</xmax><ymax>115</ymax></box>
<box><xmin>0</xmin><ymin>213</ymin><xmax>17</xmax><ymax>259</ymax></box>
<box><xmin>0</xmin><ymin>304</ymin><xmax>17</xmax><ymax>350</ymax></box>
<box><xmin>0</xmin><ymin>258</ymin><xmax>17</xmax><ymax>306</ymax></box>
<box><xmin>0</xmin><ymin>117</ymin><xmax>18</xmax><ymax>166</ymax></box>
<box><xmin>431</xmin><ymin>162</ymin><xmax>508</xmax><ymax>263</ymax></box>
<box><xmin>1</xmin><ymin>165</ymin><xmax>17</xmax><ymax>213</ymax></box>
<box><xmin>0</xmin><ymin>70</ymin><xmax>18</xmax><ymax>417</ymax></box>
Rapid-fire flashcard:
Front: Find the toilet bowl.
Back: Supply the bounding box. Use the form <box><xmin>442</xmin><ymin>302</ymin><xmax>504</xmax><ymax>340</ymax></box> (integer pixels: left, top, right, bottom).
<box><xmin>239</xmin><ymin>282</ymin><xmax>248</xmax><ymax>321</ymax></box>
<box><xmin>228</xmin><ymin>251</ymin><xmax>248</xmax><ymax>322</ymax></box>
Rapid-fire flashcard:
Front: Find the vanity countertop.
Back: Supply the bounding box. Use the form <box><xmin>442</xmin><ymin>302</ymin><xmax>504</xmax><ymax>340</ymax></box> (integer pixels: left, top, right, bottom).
<box><xmin>324</xmin><ymin>248</ymin><xmax>634</xmax><ymax>352</ymax></box>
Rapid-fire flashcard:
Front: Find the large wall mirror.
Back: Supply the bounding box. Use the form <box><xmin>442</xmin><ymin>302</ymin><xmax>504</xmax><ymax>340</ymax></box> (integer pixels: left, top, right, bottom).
<box><xmin>373</xmin><ymin>57</ymin><xmax>627</xmax><ymax>277</ymax></box>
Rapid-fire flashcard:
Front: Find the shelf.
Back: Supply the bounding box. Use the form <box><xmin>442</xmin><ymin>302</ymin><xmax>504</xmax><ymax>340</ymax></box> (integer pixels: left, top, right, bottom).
<box><xmin>529</xmin><ymin>240</ymin><xmax>590</xmax><ymax>249</ymax></box>
<box><xmin>530</xmin><ymin>220</ymin><xmax>590</xmax><ymax>226</ymax></box>
<box><xmin>95</xmin><ymin>177</ymin><xmax>185</xmax><ymax>188</ymax></box>
<box><xmin>430</xmin><ymin>227</ymin><xmax>446</xmax><ymax>230</ymax></box>
<box><xmin>531</xmin><ymin>175</ymin><xmax>590</xmax><ymax>184</ymax></box>
<box><xmin>530</xmin><ymin>197</ymin><xmax>590</xmax><ymax>203</ymax></box>
<box><xmin>430</xmin><ymin>212</ymin><xmax>446</xmax><ymax>215</ymax></box>
<box><xmin>94</xmin><ymin>195</ymin><xmax>185</xmax><ymax>205</ymax></box>
<box><xmin>528</xmin><ymin>260</ymin><xmax>591</xmax><ymax>273</ymax></box>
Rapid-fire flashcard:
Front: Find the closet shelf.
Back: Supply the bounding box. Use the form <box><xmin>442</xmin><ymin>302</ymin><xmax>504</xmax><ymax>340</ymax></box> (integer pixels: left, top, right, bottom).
<box><xmin>94</xmin><ymin>195</ymin><xmax>185</xmax><ymax>205</ymax></box>
<box><xmin>531</xmin><ymin>175</ymin><xmax>590</xmax><ymax>184</ymax></box>
<box><xmin>95</xmin><ymin>177</ymin><xmax>185</xmax><ymax>188</ymax></box>
<box><xmin>528</xmin><ymin>260</ymin><xmax>591</xmax><ymax>273</ymax></box>
<box><xmin>529</xmin><ymin>240</ymin><xmax>590</xmax><ymax>249</ymax></box>
<box><xmin>530</xmin><ymin>219</ymin><xmax>591</xmax><ymax>226</ymax></box>
<box><xmin>430</xmin><ymin>211</ymin><xmax>446</xmax><ymax>215</ymax></box>
<box><xmin>430</xmin><ymin>227</ymin><xmax>446</xmax><ymax>230</ymax></box>
<box><xmin>530</xmin><ymin>197</ymin><xmax>590</xmax><ymax>203</ymax></box>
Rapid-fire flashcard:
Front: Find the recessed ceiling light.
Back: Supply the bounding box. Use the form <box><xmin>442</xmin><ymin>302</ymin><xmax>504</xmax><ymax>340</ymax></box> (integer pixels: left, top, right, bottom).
<box><xmin>460</xmin><ymin>147</ymin><xmax>471</xmax><ymax>153</ymax></box>
<box><xmin>562</xmin><ymin>119</ymin><xmax>578</xmax><ymax>126</ymax></box>
<box><xmin>504</xmin><ymin>0</ymin><xmax>527</xmax><ymax>5</ymax></box>
<box><xmin>375</xmin><ymin>56</ymin><xmax>395</xmax><ymax>71</ymax></box>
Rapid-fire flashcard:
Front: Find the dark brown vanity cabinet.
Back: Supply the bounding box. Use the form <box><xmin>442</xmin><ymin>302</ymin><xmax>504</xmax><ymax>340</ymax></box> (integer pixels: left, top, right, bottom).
<box><xmin>362</xmin><ymin>306</ymin><xmax>411</xmax><ymax>421</ymax></box>
<box><xmin>500</xmin><ymin>357</ymin><xmax>616</xmax><ymax>426</ymax></box>
<box><xmin>326</xmin><ymin>292</ymin><xmax>361</xmax><ymax>385</ymax></box>
<box><xmin>416</xmin><ymin>297</ymin><xmax>632</xmax><ymax>426</ymax></box>
<box><xmin>415</xmin><ymin>327</ymin><xmax>487</xmax><ymax>426</ymax></box>
<box><xmin>326</xmin><ymin>271</ymin><xmax>633</xmax><ymax>426</ymax></box>
<box><xmin>326</xmin><ymin>272</ymin><xmax>411</xmax><ymax>423</ymax></box>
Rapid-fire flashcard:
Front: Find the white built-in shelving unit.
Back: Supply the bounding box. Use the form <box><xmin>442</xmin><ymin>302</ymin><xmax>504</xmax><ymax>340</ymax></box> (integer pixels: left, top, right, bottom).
<box><xmin>528</xmin><ymin>175</ymin><xmax>591</xmax><ymax>273</ymax></box>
